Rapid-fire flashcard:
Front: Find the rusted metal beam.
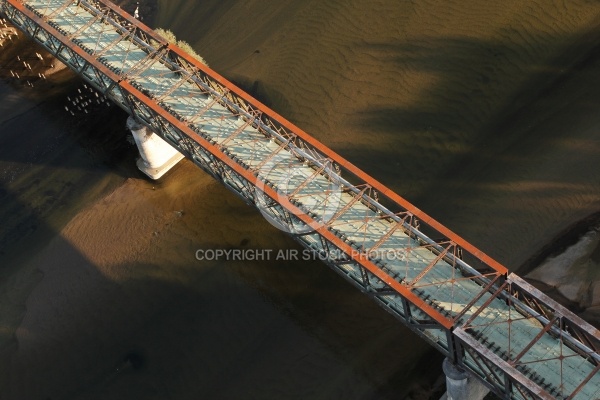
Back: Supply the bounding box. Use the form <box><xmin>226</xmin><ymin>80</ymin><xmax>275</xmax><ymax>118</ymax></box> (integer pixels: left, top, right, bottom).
<box><xmin>409</xmin><ymin>242</ymin><xmax>453</xmax><ymax>287</ymax></box>
<box><xmin>368</xmin><ymin>215</ymin><xmax>409</xmax><ymax>254</ymax></box>
<box><xmin>118</xmin><ymin>78</ymin><xmax>455</xmax><ymax>328</ymax></box>
<box><xmin>186</xmin><ymin>90</ymin><xmax>230</xmax><ymax>124</ymax></box>
<box><xmin>326</xmin><ymin>186</ymin><xmax>369</xmax><ymax>225</ymax></box>
<box><xmin>66</xmin><ymin>7</ymin><xmax>105</xmax><ymax>39</ymax></box>
<box><xmin>218</xmin><ymin>111</ymin><xmax>260</xmax><ymax>148</ymax></box>
<box><xmin>288</xmin><ymin>161</ymin><xmax>331</xmax><ymax>198</ymax></box>
<box><xmin>511</xmin><ymin>316</ymin><xmax>559</xmax><ymax>366</ymax></box>
<box><xmin>8</xmin><ymin>0</ymin><xmax>122</xmax><ymax>83</ymax></box>
<box><xmin>453</xmin><ymin>273</ymin><xmax>503</xmax><ymax>323</ymax></box>
<box><xmin>43</xmin><ymin>0</ymin><xmax>73</xmax><ymax>20</ymax></box>
<box><xmin>566</xmin><ymin>362</ymin><xmax>600</xmax><ymax>400</ymax></box>
<box><xmin>134</xmin><ymin>10</ymin><xmax>509</xmax><ymax>277</ymax></box>
<box><xmin>510</xmin><ymin>274</ymin><xmax>600</xmax><ymax>340</ymax></box>
<box><xmin>253</xmin><ymin>139</ymin><xmax>292</xmax><ymax>172</ymax></box>
<box><xmin>122</xmin><ymin>43</ymin><xmax>168</xmax><ymax>80</ymax></box>
<box><xmin>455</xmin><ymin>329</ymin><xmax>554</xmax><ymax>400</ymax></box>
<box><xmin>462</xmin><ymin>280</ymin><xmax>509</xmax><ymax>328</ymax></box>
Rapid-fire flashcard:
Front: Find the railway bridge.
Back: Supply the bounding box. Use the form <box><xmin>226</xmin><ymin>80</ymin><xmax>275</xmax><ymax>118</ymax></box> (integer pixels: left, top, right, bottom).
<box><xmin>1</xmin><ymin>0</ymin><xmax>600</xmax><ymax>398</ymax></box>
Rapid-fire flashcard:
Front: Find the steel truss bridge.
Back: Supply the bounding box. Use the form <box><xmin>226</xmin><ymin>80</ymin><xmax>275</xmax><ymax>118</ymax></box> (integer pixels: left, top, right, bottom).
<box><xmin>1</xmin><ymin>0</ymin><xmax>600</xmax><ymax>398</ymax></box>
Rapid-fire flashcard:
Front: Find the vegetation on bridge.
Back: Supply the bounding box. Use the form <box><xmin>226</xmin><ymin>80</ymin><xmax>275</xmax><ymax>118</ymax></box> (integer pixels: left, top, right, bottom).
<box><xmin>154</xmin><ymin>28</ymin><xmax>207</xmax><ymax>66</ymax></box>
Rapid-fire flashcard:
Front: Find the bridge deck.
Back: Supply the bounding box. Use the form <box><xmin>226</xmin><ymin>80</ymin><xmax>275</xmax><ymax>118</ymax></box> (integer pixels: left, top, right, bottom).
<box><xmin>3</xmin><ymin>0</ymin><xmax>600</xmax><ymax>398</ymax></box>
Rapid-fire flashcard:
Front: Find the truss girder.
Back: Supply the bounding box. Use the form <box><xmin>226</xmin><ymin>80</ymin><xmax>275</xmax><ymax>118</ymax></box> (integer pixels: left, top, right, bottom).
<box><xmin>455</xmin><ymin>275</ymin><xmax>600</xmax><ymax>399</ymax></box>
<box><xmin>3</xmin><ymin>0</ymin><xmax>600</xmax><ymax>398</ymax></box>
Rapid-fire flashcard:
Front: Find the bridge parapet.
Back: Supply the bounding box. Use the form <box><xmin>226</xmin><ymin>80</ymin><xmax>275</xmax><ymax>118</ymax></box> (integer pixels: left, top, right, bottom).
<box><xmin>2</xmin><ymin>0</ymin><xmax>600</xmax><ymax>398</ymax></box>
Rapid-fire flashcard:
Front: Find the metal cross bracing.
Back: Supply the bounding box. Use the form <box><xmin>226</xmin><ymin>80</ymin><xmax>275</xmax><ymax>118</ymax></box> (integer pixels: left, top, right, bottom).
<box><xmin>1</xmin><ymin>0</ymin><xmax>600</xmax><ymax>398</ymax></box>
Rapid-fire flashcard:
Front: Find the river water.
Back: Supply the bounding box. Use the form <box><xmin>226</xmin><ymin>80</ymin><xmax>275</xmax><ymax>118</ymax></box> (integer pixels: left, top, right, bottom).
<box><xmin>1</xmin><ymin>0</ymin><xmax>600</xmax><ymax>399</ymax></box>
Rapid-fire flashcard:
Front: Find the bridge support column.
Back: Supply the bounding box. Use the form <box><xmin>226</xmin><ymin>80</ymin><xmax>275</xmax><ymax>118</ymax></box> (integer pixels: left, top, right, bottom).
<box><xmin>441</xmin><ymin>358</ymin><xmax>489</xmax><ymax>400</ymax></box>
<box><xmin>127</xmin><ymin>116</ymin><xmax>184</xmax><ymax>180</ymax></box>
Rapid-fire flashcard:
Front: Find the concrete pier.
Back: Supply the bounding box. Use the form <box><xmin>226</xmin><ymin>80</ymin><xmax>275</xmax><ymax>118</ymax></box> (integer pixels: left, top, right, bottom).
<box><xmin>442</xmin><ymin>358</ymin><xmax>489</xmax><ymax>400</ymax></box>
<box><xmin>127</xmin><ymin>116</ymin><xmax>184</xmax><ymax>179</ymax></box>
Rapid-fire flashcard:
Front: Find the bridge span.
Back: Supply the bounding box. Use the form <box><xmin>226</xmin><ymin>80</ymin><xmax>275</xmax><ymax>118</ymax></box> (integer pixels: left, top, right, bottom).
<box><xmin>1</xmin><ymin>0</ymin><xmax>600</xmax><ymax>398</ymax></box>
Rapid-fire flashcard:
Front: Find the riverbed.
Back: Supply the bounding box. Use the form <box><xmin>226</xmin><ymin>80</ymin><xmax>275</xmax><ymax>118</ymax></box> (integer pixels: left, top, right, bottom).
<box><xmin>1</xmin><ymin>0</ymin><xmax>600</xmax><ymax>399</ymax></box>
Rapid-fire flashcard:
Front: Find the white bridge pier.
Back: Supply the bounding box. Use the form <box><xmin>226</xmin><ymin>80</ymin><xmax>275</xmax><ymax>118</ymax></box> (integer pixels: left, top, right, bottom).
<box><xmin>127</xmin><ymin>116</ymin><xmax>184</xmax><ymax>179</ymax></box>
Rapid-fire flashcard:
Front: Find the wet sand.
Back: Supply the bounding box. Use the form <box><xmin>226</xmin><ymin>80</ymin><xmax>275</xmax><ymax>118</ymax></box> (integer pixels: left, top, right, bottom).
<box><xmin>2</xmin><ymin>0</ymin><xmax>600</xmax><ymax>399</ymax></box>
<box><xmin>7</xmin><ymin>162</ymin><xmax>445</xmax><ymax>399</ymax></box>
<box><xmin>0</xmin><ymin>29</ymin><xmax>143</xmax><ymax>398</ymax></box>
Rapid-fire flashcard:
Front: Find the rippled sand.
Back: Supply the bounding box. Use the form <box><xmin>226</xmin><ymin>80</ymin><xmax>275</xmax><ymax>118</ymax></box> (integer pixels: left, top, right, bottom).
<box><xmin>158</xmin><ymin>0</ymin><xmax>600</xmax><ymax>268</ymax></box>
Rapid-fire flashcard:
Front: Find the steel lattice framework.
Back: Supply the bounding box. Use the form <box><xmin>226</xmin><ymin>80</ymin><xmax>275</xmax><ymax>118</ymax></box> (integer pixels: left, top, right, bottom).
<box><xmin>1</xmin><ymin>0</ymin><xmax>600</xmax><ymax>398</ymax></box>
